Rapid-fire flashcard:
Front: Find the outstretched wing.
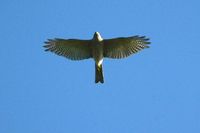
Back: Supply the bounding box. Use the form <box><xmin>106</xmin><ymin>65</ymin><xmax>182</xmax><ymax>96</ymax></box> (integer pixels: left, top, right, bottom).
<box><xmin>103</xmin><ymin>36</ymin><xmax>150</xmax><ymax>59</ymax></box>
<box><xmin>44</xmin><ymin>38</ymin><xmax>92</xmax><ymax>60</ymax></box>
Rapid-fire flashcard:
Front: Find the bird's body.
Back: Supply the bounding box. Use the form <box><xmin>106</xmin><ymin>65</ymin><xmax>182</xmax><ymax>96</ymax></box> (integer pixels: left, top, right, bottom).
<box><xmin>92</xmin><ymin>32</ymin><xmax>104</xmax><ymax>65</ymax></box>
<box><xmin>44</xmin><ymin>32</ymin><xmax>150</xmax><ymax>83</ymax></box>
<box><xmin>92</xmin><ymin>32</ymin><xmax>104</xmax><ymax>83</ymax></box>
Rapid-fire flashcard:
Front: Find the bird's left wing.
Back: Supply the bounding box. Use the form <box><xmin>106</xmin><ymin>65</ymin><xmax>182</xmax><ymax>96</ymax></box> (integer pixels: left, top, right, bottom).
<box><xmin>103</xmin><ymin>36</ymin><xmax>150</xmax><ymax>59</ymax></box>
<box><xmin>44</xmin><ymin>38</ymin><xmax>92</xmax><ymax>60</ymax></box>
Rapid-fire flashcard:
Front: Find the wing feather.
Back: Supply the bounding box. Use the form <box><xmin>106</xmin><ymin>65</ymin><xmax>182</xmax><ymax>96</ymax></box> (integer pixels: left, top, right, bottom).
<box><xmin>44</xmin><ymin>38</ymin><xmax>92</xmax><ymax>60</ymax></box>
<box><xmin>103</xmin><ymin>36</ymin><xmax>150</xmax><ymax>59</ymax></box>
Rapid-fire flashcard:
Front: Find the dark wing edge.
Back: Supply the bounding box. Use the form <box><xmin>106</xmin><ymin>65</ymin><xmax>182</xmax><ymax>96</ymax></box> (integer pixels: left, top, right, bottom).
<box><xmin>43</xmin><ymin>38</ymin><xmax>92</xmax><ymax>60</ymax></box>
<box><xmin>103</xmin><ymin>36</ymin><xmax>151</xmax><ymax>59</ymax></box>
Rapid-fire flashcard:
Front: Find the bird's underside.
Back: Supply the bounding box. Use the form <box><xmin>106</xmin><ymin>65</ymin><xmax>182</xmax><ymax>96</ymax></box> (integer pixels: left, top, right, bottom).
<box><xmin>44</xmin><ymin>32</ymin><xmax>150</xmax><ymax>83</ymax></box>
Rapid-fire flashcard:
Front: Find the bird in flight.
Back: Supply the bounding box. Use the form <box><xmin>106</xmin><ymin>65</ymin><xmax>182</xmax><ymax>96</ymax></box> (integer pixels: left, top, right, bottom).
<box><xmin>44</xmin><ymin>32</ymin><xmax>150</xmax><ymax>83</ymax></box>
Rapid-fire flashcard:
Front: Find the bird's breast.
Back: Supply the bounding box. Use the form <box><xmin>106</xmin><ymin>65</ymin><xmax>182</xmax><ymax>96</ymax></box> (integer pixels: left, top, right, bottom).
<box><xmin>92</xmin><ymin>41</ymin><xmax>104</xmax><ymax>63</ymax></box>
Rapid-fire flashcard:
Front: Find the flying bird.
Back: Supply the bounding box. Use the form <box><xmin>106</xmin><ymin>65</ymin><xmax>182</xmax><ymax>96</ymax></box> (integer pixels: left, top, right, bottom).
<box><xmin>44</xmin><ymin>32</ymin><xmax>150</xmax><ymax>83</ymax></box>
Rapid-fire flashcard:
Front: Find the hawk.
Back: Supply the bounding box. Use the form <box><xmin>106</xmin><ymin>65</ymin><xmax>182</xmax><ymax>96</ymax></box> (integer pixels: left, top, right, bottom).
<box><xmin>44</xmin><ymin>32</ymin><xmax>150</xmax><ymax>83</ymax></box>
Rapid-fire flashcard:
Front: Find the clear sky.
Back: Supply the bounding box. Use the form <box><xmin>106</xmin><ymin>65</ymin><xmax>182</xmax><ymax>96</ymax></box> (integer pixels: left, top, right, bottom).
<box><xmin>0</xmin><ymin>0</ymin><xmax>200</xmax><ymax>133</ymax></box>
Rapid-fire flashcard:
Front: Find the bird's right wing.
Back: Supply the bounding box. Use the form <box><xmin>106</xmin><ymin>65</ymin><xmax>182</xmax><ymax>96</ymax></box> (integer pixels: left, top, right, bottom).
<box><xmin>44</xmin><ymin>38</ymin><xmax>92</xmax><ymax>60</ymax></box>
<box><xmin>103</xmin><ymin>36</ymin><xmax>150</xmax><ymax>59</ymax></box>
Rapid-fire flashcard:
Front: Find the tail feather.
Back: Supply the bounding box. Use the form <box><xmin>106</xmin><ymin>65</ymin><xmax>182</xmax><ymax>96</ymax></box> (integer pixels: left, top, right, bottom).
<box><xmin>95</xmin><ymin>64</ymin><xmax>104</xmax><ymax>83</ymax></box>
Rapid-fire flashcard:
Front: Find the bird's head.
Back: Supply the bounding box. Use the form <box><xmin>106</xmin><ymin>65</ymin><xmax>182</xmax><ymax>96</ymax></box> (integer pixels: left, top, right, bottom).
<box><xmin>93</xmin><ymin>32</ymin><xmax>103</xmax><ymax>41</ymax></box>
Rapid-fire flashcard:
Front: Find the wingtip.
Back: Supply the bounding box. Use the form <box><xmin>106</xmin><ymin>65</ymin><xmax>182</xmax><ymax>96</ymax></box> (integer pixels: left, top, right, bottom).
<box><xmin>146</xmin><ymin>41</ymin><xmax>151</xmax><ymax>44</ymax></box>
<box><xmin>44</xmin><ymin>49</ymin><xmax>50</xmax><ymax>51</ymax></box>
<box><xmin>143</xmin><ymin>36</ymin><xmax>151</xmax><ymax>45</ymax></box>
<box><xmin>140</xmin><ymin>36</ymin><xmax>146</xmax><ymax>38</ymax></box>
<box><xmin>43</xmin><ymin>43</ymin><xmax>51</xmax><ymax>48</ymax></box>
<box><xmin>43</xmin><ymin>38</ymin><xmax>54</xmax><ymax>48</ymax></box>
<box><xmin>44</xmin><ymin>41</ymin><xmax>50</xmax><ymax>44</ymax></box>
<box><xmin>145</xmin><ymin>45</ymin><xmax>150</xmax><ymax>48</ymax></box>
<box><xmin>144</xmin><ymin>38</ymin><xmax>150</xmax><ymax>41</ymax></box>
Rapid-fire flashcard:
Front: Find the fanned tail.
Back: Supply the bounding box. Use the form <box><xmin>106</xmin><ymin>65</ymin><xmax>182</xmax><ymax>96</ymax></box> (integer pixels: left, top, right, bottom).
<box><xmin>95</xmin><ymin>64</ymin><xmax>104</xmax><ymax>83</ymax></box>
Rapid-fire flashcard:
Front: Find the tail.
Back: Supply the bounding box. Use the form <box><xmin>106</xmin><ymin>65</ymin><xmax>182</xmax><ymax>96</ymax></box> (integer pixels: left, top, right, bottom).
<box><xmin>95</xmin><ymin>63</ymin><xmax>104</xmax><ymax>83</ymax></box>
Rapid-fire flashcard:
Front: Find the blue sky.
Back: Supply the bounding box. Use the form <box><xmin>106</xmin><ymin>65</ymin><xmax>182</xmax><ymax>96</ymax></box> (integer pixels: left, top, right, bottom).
<box><xmin>0</xmin><ymin>0</ymin><xmax>200</xmax><ymax>132</ymax></box>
